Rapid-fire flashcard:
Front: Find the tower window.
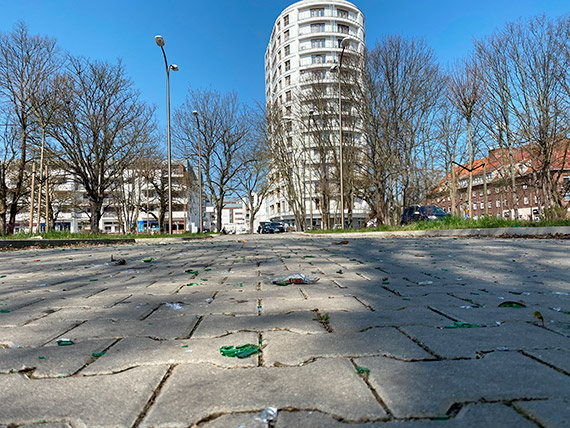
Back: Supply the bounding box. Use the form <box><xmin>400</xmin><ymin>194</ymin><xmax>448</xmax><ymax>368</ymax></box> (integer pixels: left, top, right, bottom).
<box><xmin>311</xmin><ymin>23</ymin><xmax>325</xmax><ymax>33</ymax></box>
<box><xmin>311</xmin><ymin>8</ymin><xmax>325</xmax><ymax>17</ymax></box>
<box><xmin>311</xmin><ymin>39</ymin><xmax>325</xmax><ymax>48</ymax></box>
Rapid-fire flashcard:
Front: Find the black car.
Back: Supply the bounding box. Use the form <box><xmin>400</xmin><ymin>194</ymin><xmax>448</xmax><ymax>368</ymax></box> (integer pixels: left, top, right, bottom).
<box><xmin>261</xmin><ymin>222</ymin><xmax>286</xmax><ymax>234</ymax></box>
<box><xmin>400</xmin><ymin>205</ymin><xmax>450</xmax><ymax>225</ymax></box>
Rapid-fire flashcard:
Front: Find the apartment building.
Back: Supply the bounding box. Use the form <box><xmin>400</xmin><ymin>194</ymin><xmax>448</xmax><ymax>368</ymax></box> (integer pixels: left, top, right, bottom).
<box><xmin>428</xmin><ymin>146</ymin><xmax>570</xmax><ymax>220</ymax></box>
<box><xmin>13</xmin><ymin>161</ymin><xmax>209</xmax><ymax>234</ymax></box>
<box><xmin>264</xmin><ymin>0</ymin><xmax>369</xmax><ymax>229</ymax></box>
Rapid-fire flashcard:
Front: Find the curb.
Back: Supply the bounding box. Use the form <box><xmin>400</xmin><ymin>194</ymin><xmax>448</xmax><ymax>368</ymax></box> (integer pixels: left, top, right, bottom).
<box><xmin>0</xmin><ymin>238</ymin><xmax>136</xmax><ymax>249</ymax></box>
<box><xmin>0</xmin><ymin>235</ymin><xmax>214</xmax><ymax>250</ymax></box>
<box><xmin>302</xmin><ymin>226</ymin><xmax>570</xmax><ymax>239</ymax></box>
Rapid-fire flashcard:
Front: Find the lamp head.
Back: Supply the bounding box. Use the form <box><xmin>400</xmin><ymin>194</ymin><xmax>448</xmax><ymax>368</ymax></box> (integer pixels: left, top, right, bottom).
<box><xmin>154</xmin><ymin>35</ymin><xmax>165</xmax><ymax>47</ymax></box>
<box><xmin>341</xmin><ymin>37</ymin><xmax>350</xmax><ymax>48</ymax></box>
<box><xmin>192</xmin><ymin>110</ymin><xmax>198</xmax><ymax>117</ymax></box>
<box><xmin>170</xmin><ymin>64</ymin><xmax>179</xmax><ymax>71</ymax></box>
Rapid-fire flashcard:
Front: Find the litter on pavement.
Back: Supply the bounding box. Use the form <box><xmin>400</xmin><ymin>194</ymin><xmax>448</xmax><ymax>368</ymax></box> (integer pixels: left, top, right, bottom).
<box><xmin>498</xmin><ymin>301</ymin><xmax>526</xmax><ymax>308</ymax></box>
<box><xmin>271</xmin><ymin>273</ymin><xmax>319</xmax><ymax>286</ymax></box>
<box><xmin>220</xmin><ymin>344</ymin><xmax>260</xmax><ymax>358</ymax></box>
<box><xmin>255</xmin><ymin>407</ymin><xmax>278</xmax><ymax>425</ymax></box>
<box><xmin>444</xmin><ymin>322</ymin><xmax>480</xmax><ymax>328</ymax></box>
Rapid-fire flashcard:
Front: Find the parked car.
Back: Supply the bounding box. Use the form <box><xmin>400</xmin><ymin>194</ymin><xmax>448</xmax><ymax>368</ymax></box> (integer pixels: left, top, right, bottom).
<box><xmin>400</xmin><ymin>205</ymin><xmax>450</xmax><ymax>225</ymax></box>
<box><xmin>261</xmin><ymin>222</ymin><xmax>286</xmax><ymax>234</ymax></box>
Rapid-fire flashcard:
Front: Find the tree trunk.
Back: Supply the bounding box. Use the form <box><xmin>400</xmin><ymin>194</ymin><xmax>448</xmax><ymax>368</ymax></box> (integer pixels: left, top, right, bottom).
<box><xmin>89</xmin><ymin>199</ymin><xmax>102</xmax><ymax>234</ymax></box>
<box><xmin>467</xmin><ymin>120</ymin><xmax>473</xmax><ymax>219</ymax></box>
<box><xmin>216</xmin><ymin>202</ymin><xmax>223</xmax><ymax>232</ymax></box>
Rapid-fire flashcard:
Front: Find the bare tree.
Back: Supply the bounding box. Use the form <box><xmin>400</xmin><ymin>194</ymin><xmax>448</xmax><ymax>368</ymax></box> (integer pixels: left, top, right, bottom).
<box><xmin>262</xmin><ymin>100</ymin><xmax>308</xmax><ymax>230</ymax></box>
<box><xmin>476</xmin><ymin>15</ymin><xmax>570</xmax><ymax>214</ymax></box>
<box><xmin>434</xmin><ymin>99</ymin><xmax>464</xmax><ymax>216</ymax></box>
<box><xmin>174</xmin><ymin>89</ymin><xmax>250</xmax><ymax>233</ymax></box>
<box><xmin>0</xmin><ymin>117</ymin><xmax>20</xmax><ymax>233</ymax></box>
<box><xmin>448</xmin><ymin>59</ymin><xmax>484</xmax><ymax>219</ymax></box>
<box><xmin>297</xmin><ymin>70</ymin><xmax>338</xmax><ymax>229</ymax></box>
<box><xmin>357</xmin><ymin>36</ymin><xmax>444</xmax><ymax>225</ymax></box>
<box><xmin>0</xmin><ymin>22</ymin><xmax>60</xmax><ymax>234</ymax></box>
<box><xmin>237</xmin><ymin>108</ymin><xmax>270</xmax><ymax>233</ymax></box>
<box><xmin>48</xmin><ymin>56</ymin><xmax>155</xmax><ymax>234</ymax></box>
<box><xmin>29</xmin><ymin>72</ymin><xmax>65</xmax><ymax>231</ymax></box>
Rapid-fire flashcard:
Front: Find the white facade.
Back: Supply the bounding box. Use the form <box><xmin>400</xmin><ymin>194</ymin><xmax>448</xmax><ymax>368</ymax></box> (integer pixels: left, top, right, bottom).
<box><xmin>264</xmin><ymin>0</ymin><xmax>369</xmax><ymax>229</ymax></box>
<box><xmin>13</xmin><ymin>161</ymin><xmax>213</xmax><ymax>234</ymax></box>
<box><xmin>219</xmin><ymin>199</ymin><xmax>249</xmax><ymax>234</ymax></box>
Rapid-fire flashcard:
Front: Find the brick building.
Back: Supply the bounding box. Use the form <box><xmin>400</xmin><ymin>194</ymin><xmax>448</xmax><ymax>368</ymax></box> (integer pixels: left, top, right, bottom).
<box><xmin>428</xmin><ymin>145</ymin><xmax>570</xmax><ymax>220</ymax></box>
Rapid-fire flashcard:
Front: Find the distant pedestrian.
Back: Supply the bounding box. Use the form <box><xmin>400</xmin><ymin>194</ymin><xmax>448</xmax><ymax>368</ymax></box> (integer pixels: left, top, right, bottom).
<box><xmin>257</xmin><ymin>225</ymin><xmax>261</xmax><ymax>234</ymax></box>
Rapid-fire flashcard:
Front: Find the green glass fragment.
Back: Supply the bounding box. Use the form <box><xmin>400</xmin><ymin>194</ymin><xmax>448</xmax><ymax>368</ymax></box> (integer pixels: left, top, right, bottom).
<box><xmin>433</xmin><ymin>415</ymin><xmax>450</xmax><ymax>420</ymax></box>
<box><xmin>0</xmin><ymin>309</ymin><xmax>10</xmax><ymax>313</ymax></box>
<box><xmin>220</xmin><ymin>344</ymin><xmax>260</xmax><ymax>358</ymax></box>
<box><xmin>356</xmin><ymin>366</ymin><xmax>370</xmax><ymax>376</ymax></box>
<box><xmin>445</xmin><ymin>322</ymin><xmax>480</xmax><ymax>329</ymax></box>
<box><xmin>92</xmin><ymin>352</ymin><xmax>106</xmax><ymax>358</ymax></box>
<box><xmin>498</xmin><ymin>301</ymin><xmax>526</xmax><ymax>308</ymax></box>
<box><xmin>142</xmin><ymin>258</ymin><xmax>153</xmax><ymax>263</ymax></box>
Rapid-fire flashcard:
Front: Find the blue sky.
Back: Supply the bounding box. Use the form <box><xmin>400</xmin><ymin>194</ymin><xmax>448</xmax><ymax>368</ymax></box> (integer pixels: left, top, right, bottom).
<box><xmin>1</xmin><ymin>0</ymin><xmax>569</xmax><ymax>131</ymax></box>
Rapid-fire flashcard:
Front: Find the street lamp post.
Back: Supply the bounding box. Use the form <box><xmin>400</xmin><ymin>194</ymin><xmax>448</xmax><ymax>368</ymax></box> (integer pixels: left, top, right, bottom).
<box><xmin>192</xmin><ymin>110</ymin><xmax>203</xmax><ymax>234</ymax></box>
<box><xmin>155</xmin><ymin>34</ymin><xmax>179</xmax><ymax>234</ymax></box>
<box><xmin>331</xmin><ymin>37</ymin><xmax>350</xmax><ymax>229</ymax></box>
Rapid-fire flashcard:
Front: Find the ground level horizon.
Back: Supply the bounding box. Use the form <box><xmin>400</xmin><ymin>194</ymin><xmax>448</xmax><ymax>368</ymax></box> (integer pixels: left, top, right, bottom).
<box><xmin>0</xmin><ymin>234</ymin><xmax>569</xmax><ymax>427</ymax></box>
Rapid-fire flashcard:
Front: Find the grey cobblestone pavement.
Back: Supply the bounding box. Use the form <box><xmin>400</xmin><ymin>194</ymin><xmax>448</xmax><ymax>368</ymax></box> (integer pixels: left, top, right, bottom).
<box><xmin>0</xmin><ymin>234</ymin><xmax>569</xmax><ymax>427</ymax></box>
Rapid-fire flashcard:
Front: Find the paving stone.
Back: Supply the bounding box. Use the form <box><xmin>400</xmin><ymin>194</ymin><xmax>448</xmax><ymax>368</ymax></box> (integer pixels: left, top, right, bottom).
<box><xmin>81</xmin><ymin>333</ymin><xmax>259</xmax><ymax>374</ymax></box>
<box><xmin>264</xmin><ymin>328</ymin><xmax>432</xmax><ymax>366</ymax></box>
<box><xmin>141</xmin><ymin>359</ymin><xmax>386</xmax><ymax>427</ymax></box>
<box><xmin>271</xmin><ymin>403</ymin><xmax>535</xmax><ymax>427</ymax></box>
<box><xmin>401</xmin><ymin>323</ymin><xmax>570</xmax><ymax>358</ymax></box>
<box><xmin>0</xmin><ymin>365</ymin><xmax>168</xmax><ymax>427</ymax></box>
<box><xmin>18</xmin><ymin>424</ymin><xmax>73</xmax><ymax>428</ymax></box>
<box><xmin>0</xmin><ymin>321</ymin><xmax>81</xmax><ymax>348</ymax></box>
<box><xmin>52</xmin><ymin>316</ymin><xmax>198</xmax><ymax>341</ymax></box>
<box><xmin>2</xmin><ymin>236</ymin><xmax>570</xmax><ymax>426</ymax></box>
<box><xmin>0</xmin><ymin>306</ymin><xmax>53</xmax><ymax>327</ymax></box>
<box><xmin>356</xmin><ymin>352</ymin><xmax>570</xmax><ymax>418</ymax></box>
<box><xmin>261</xmin><ymin>296</ymin><xmax>370</xmax><ymax>314</ymax></box>
<box><xmin>524</xmin><ymin>348</ymin><xmax>570</xmax><ymax>374</ymax></box>
<box><xmin>513</xmin><ymin>398</ymin><xmax>570</xmax><ymax>428</ymax></box>
<box><xmin>193</xmin><ymin>312</ymin><xmax>325</xmax><ymax>338</ymax></box>
<box><xmin>199</xmin><ymin>413</ymin><xmax>268</xmax><ymax>428</ymax></box>
<box><xmin>327</xmin><ymin>309</ymin><xmax>450</xmax><ymax>332</ymax></box>
<box><xmin>0</xmin><ymin>339</ymin><xmax>115</xmax><ymax>377</ymax></box>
